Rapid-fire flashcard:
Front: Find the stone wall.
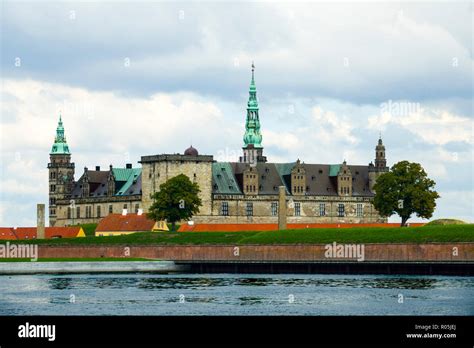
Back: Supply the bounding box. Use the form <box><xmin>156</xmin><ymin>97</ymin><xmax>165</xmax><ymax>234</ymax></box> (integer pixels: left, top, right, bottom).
<box><xmin>205</xmin><ymin>195</ymin><xmax>385</xmax><ymax>224</ymax></box>
<box><xmin>54</xmin><ymin>197</ymin><xmax>142</xmax><ymax>227</ymax></box>
<box><xmin>141</xmin><ymin>155</ymin><xmax>213</xmax><ymax>216</ymax></box>
<box><xmin>36</xmin><ymin>243</ymin><xmax>474</xmax><ymax>262</ymax></box>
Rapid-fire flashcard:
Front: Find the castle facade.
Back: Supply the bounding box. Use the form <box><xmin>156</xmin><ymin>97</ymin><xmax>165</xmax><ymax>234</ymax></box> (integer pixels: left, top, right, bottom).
<box><xmin>48</xmin><ymin>65</ymin><xmax>388</xmax><ymax>227</ymax></box>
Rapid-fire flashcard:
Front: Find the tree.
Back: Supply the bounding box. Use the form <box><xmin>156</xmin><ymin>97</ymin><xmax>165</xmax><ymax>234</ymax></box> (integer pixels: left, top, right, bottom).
<box><xmin>147</xmin><ymin>174</ymin><xmax>202</xmax><ymax>231</ymax></box>
<box><xmin>373</xmin><ymin>161</ymin><xmax>440</xmax><ymax>227</ymax></box>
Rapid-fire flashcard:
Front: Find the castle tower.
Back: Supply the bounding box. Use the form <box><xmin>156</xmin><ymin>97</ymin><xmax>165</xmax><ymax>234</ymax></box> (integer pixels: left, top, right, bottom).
<box><xmin>47</xmin><ymin>115</ymin><xmax>75</xmax><ymax>226</ymax></box>
<box><xmin>375</xmin><ymin>136</ymin><xmax>387</xmax><ymax>170</ymax></box>
<box><xmin>239</xmin><ymin>62</ymin><xmax>267</xmax><ymax>164</ymax></box>
<box><xmin>369</xmin><ymin>136</ymin><xmax>388</xmax><ymax>192</ymax></box>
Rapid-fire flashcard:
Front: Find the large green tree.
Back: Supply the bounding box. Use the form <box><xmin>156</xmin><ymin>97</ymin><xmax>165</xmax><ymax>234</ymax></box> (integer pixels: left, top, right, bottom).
<box><xmin>373</xmin><ymin>161</ymin><xmax>440</xmax><ymax>227</ymax></box>
<box><xmin>148</xmin><ymin>174</ymin><xmax>202</xmax><ymax>231</ymax></box>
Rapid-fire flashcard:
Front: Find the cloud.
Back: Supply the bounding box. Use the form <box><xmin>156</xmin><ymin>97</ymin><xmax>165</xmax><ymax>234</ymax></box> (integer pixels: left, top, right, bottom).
<box><xmin>1</xmin><ymin>2</ymin><xmax>472</xmax><ymax>225</ymax></box>
<box><xmin>367</xmin><ymin>106</ymin><xmax>473</xmax><ymax>146</ymax></box>
<box><xmin>1</xmin><ymin>2</ymin><xmax>472</xmax><ymax>103</ymax></box>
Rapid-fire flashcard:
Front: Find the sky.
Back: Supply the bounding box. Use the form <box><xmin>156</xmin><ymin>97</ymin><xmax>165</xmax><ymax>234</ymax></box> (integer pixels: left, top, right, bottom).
<box><xmin>0</xmin><ymin>1</ymin><xmax>473</xmax><ymax>226</ymax></box>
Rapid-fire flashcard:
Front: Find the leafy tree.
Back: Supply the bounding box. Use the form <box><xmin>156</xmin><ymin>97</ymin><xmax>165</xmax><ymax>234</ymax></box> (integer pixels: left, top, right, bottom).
<box><xmin>148</xmin><ymin>174</ymin><xmax>202</xmax><ymax>231</ymax></box>
<box><xmin>373</xmin><ymin>161</ymin><xmax>440</xmax><ymax>227</ymax></box>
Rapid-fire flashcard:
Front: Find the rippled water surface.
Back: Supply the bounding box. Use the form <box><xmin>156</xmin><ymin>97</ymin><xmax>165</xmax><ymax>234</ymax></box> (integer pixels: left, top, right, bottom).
<box><xmin>0</xmin><ymin>274</ymin><xmax>472</xmax><ymax>315</ymax></box>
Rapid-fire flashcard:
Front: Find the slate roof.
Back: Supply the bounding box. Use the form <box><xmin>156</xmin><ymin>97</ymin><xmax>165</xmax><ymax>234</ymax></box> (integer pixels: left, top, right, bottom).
<box><xmin>212</xmin><ymin>162</ymin><xmax>374</xmax><ymax>197</ymax></box>
<box><xmin>71</xmin><ymin>167</ymin><xmax>142</xmax><ymax>198</ymax></box>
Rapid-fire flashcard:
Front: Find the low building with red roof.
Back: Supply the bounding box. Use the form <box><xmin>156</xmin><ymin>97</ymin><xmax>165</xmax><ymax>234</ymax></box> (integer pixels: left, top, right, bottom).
<box><xmin>95</xmin><ymin>213</ymin><xmax>168</xmax><ymax>237</ymax></box>
<box><xmin>0</xmin><ymin>226</ymin><xmax>85</xmax><ymax>240</ymax></box>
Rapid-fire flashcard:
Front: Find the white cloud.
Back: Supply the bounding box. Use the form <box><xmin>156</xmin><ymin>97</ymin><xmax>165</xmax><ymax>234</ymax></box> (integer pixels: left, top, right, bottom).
<box><xmin>0</xmin><ymin>78</ymin><xmax>234</xmax><ymax>226</ymax></box>
<box><xmin>367</xmin><ymin>108</ymin><xmax>473</xmax><ymax>146</ymax></box>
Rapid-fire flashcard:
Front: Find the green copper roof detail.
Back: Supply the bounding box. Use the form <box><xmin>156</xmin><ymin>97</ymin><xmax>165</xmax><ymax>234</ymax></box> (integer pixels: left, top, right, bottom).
<box><xmin>112</xmin><ymin>168</ymin><xmax>141</xmax><ymax>182</ymax></box>
<box><xmin>329</xmin><ymin>164</ymin><xmax>341</xmax><ymax>177</ymax></box>
<box><xmin>50</xmin><ymin>114</ymin><xmax>70</xmax><ymax>155</ymax></box>
<box><xmin>114</xmin><ymin>168</ymin><xmax>141</xmax><ymax>195</ymax></box>
<box><xmin>274</xmin><ymin>162</ymin><xmax>296</xmax><ymax>194</ymax></box>
<box><xmin>212</xmin><ymin>162</ymin><xmax>242</xmax><ymax>195</ymax></box>
<box><xmin>243</xmin><ymin>62</ymin><xmax>263</xmax><ymax>148</ymax></box>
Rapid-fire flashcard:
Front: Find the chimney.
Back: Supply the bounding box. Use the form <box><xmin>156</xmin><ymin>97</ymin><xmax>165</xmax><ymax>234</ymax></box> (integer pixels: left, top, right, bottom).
<box><xmin>126</xmin><ymin>163</ymin><xmax>132</xmax><ymax>169</ymax></box>
<box><xmin>137</xmin><ymin>208</ymin><xmax>143</xmax><ymax>216</ymax></box>
<box><xmin>122</xmin><ymin>209</ymin><xmax>128</xmax><ymax>216</ymax></box>
<box><xmin>37</xmin><ymin>203</ymin><xmax>45</xmax><ymax>239</ymax></box>
<box><xmin>96</xmin><ymin>166</ymin><xmax>100</xmax><ymax>171</ymax></box>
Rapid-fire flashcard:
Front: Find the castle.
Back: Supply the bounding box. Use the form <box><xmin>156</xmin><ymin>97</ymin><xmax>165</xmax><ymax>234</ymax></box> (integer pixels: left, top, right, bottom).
<box><xmin>48</xmin><ymin>64</ymin><xmax>388</xmax><ymax>227</ymax></box>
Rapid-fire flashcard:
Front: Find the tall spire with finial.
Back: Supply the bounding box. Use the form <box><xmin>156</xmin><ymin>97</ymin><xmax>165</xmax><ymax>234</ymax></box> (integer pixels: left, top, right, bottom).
<box><xmin>243</xmin><ymin>62</ymin><xmax>262</xmax><ymax>149</ymax></box>
<box><xmin>240</xmin><ymin>62</ymin><xmax>267</xmax><ymax>163</ymax></box>
<box><xmin>50</xmin><ymin>113</ymin><xmax>70</xmax><ymax>154</ymax></box>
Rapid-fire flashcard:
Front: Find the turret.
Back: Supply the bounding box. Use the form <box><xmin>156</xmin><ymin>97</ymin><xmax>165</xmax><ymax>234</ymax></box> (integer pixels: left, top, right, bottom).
<box><xmin>375</xmin><ymin>136</ymin><xmax>387</xmax><ymax>170</ymax></box>
<box><xmin>47</xmin><ymin>115</ymin><xmax>75</xmax><ymax>226</ymax></box>
<box><xmin>369</xmin><ymin>136</ymin><xmax>388</xmax><ymax>192</ymax></box>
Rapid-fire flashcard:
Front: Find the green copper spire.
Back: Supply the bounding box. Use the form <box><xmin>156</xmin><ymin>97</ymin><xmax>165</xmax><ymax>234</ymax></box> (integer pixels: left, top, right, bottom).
<box><xmin>243</xmin><ymin>62</ymin><xmax>263</xmax><ymax>148</ymax></box>
<box><xmin>50</xmin><ymin>114</ymin><xmax>70</xmax><ymax>154</ymax></box>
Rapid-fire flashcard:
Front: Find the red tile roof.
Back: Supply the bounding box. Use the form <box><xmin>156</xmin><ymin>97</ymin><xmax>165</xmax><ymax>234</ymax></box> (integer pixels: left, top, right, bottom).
<box><xmin>0</xmin><ymin>227</ymin><xmax>17</xmax><ymax>240</ymax></box>
<box><xmin>0</xmin><ymin>227</ymin><xmax>83</xmax><ymax>240</ymax></box>
<box><xmin>46</xmin><ymin>227</ymin><xmax>83</xmax><ymax>239</ymax></box>
<box><xmin>96</xmin><ymin>213</ymin><xmax>156</xmax><ymax>232</ymax></box>
<box><xmin>178</xmin><ymin>223</ymin><xmax>426</xmax><ymax>232</ymax></box>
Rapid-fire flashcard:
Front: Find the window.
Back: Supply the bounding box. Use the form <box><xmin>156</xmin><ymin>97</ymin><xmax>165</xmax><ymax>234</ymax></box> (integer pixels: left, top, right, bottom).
<box><xmin>67</xmin><ymin>207</ymin><xmax>71</xmax><ymax>219</ymax></box>
<box><xmin>109</xmin><ymin>205</ymin><xmax>113</xmax><ymax>214</ymax></box>
<box><xmin>135</xmin><ymin>204</ymin><xmax>140</xmax><ymax>213</ymax></box>
<box><xmin>356</xmin><ymin>203</ymin><xmax>363</xmax><ymax>217</ymax></box>
<box><xmin>76</xmin><ymin>206</ymin><xmax>81</xmax><ymax>218</ymax></box>
<box><xmin>338</xmin><ymin>204</ymin><xmax>345</xmax><ymax>217</ymax></box>
<box><xmin>319</xmin><ymin>203</ymin><xmax>326</xmax><ymax>216</ymax></box>
<box><xmin>271</xmin><ymin>202</ymin><xmax>278</xmax><ymax>216</ymax></box>
<box><xmin>97</xmin><ymin>205</ymin><xmax>101</xmax><ymax>218</ymax></box>
<box><xmin>123</xmin><ymin>204</ymin><xmax>128</xmax><ymax>210</ymax></box>
<box><xmin>221</xmin><ymin>202</ymin><xmax>229</xmax><ymax>216</ymax></box>
<box><xmin>246</xmin><ymin>202</ymin><xmax>253</xmax><ymax>217</ymax></box>
<box><xmin>294</xmin><ymin>202</ymin><xmax>301</xmax><ymax>216</ymax></box>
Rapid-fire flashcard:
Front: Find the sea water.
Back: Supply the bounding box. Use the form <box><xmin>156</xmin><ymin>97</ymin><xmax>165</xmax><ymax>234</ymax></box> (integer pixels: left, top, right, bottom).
<box><xmin>0</xmin><ymin>274</ymin><xmax>472</xmax><ymax>315</ymax></box>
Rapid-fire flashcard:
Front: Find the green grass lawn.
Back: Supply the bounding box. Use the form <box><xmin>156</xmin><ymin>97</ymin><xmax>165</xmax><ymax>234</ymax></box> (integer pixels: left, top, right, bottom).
<box><xmin>0</xmin><ymin>257</ymin><xmax>155</xmax><ymax>262</ymax></box>
<box><xmin>0</xmin><ymin>224</ymin><xmax>472</xmax><ymax>245</ymax></box>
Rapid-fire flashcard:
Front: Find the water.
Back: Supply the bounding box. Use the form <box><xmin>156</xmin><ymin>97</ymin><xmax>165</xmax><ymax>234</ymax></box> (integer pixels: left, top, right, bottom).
<box><xmin>0</xmin><ymin>274</ymin><xmax>473</xmax><ymax>315</ymax></box>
